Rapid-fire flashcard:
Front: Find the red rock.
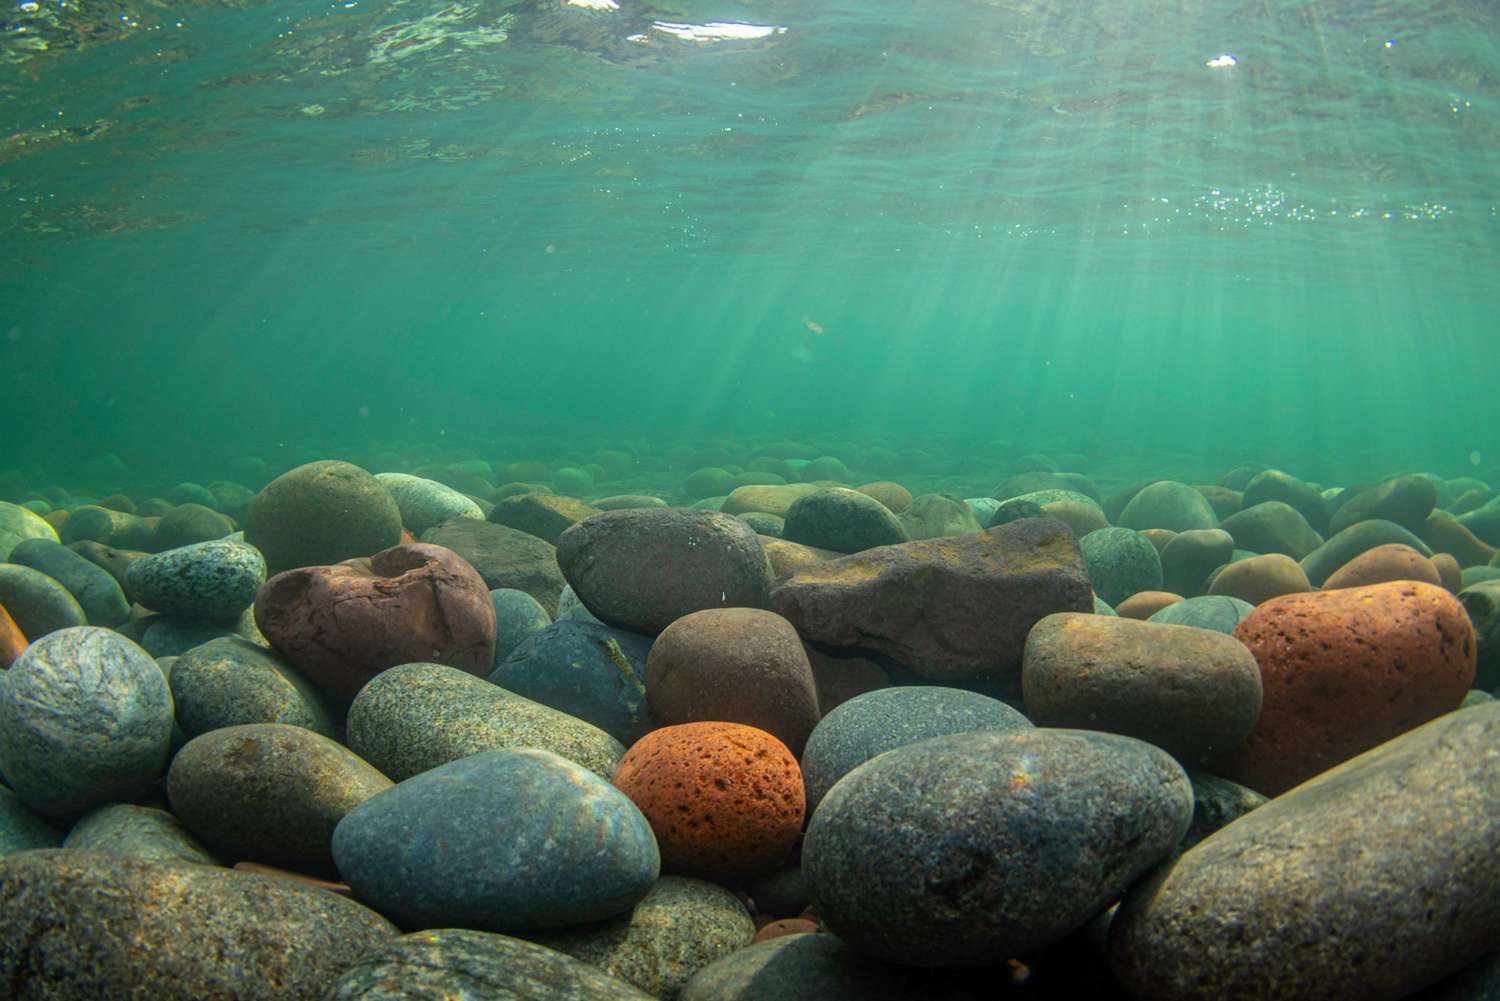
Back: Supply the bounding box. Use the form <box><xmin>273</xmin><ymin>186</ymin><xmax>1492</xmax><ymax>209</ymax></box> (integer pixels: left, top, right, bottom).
<box><xmin>1322</xmin><ymin>543</ymin><xmax>1441</xmax><ymax>590</ymax></box>
<box><xmin>1114</xmin><ymin>591</ymin><xmax>1183</xmax><ymax>620</ymax></box>
<box><xmin>1207</xmin><ymin>554</ymin><xmax>1311</xmax><ymax>606</ymax></box>
<box><xmin>1213</xmin><ymin>581</ymin><xmax>1475</xmax><ymax>796</ymax></box>
<box><xmin>254</xmin><ymin>543</ymin><xmax>496</xmax><ymax>702</ymax></box>
<box><xmin>753</xmin><ymin>918</ymin><xmax>820</xmax><ymax>943</ymax></box>
<box><xmin>612</xmin><ymin>722</ymin><xmax>804</xmax><ymax>882</ymax></box>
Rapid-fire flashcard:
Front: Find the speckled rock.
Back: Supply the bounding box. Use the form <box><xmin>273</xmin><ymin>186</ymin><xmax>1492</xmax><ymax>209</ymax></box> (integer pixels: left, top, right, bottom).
<box><xmin>8</xmin><ymin>538</ymin><xmax>129</xmax><ymax>627</ymax></box>
<box><xmin>1118</xmin><ymin>481</ymin><xmax>1218</xmax><ymax>533</ymax></box>
<box><xmin>896</xmin><ymin>494</ymin><xmax>981</xmax><ymax>541</ymax></box>
<box><xmin>679</xmin><ymin>933</ymin><xmax>980</xmax><ymax>1001</ymax></box>
<box><xmin>168</xmin><ymin>723</ymin><xmax>391</xmax><ymax>874</ymax></box>
<box><xmin>244</xmin><ymin>460</ymin><xmax>402</xmax><ymax>576</ymax></box>
<box><xmin>1218</xmin><ymin>501</ymin><xmax>1324</xmax><ymax>560</ymax></box>
<box><xmin>773</xmin><ymin>518</ymin><xmax>1093</xmax><ymax>682</ymax></box>
<box><xmin>1213</xmin><ymin>581</ymin><xmax>1475</xmax><ymax>795</ymax></box>
<box><xmin>151</xmin><ymin>503</ymin><xmax>237</xmax><ymax>551</ymax></box>
<box><xmin>0</xmin><ymin>627</ymin><xmax>172</xmax><ymax>820</ymax></box>
<box><xmin>645</xmin><ymin>608</ymin><xmax>820</xmax><ymax>755</ymax></box>
<box><xmin>1110</xmin><ymin>703</ymin><xmax>1500</xmax><ymax>1001</ymax></box>
<box><xmin>803</xmin><ymin>729</ymin><xmax>1192</xmax><ymax>967</ymax></box>
<box><xmin>1179</xmin><ymin>772</ymin><xmax>1266</xmax><ymax>852</ymax></box>
<box><xmin>0</xmin><ymin>501</ymin><xmax>58</xmax><ymax>562</ymax></box>
<box><xmin>326</xmin><ymin>929</ymin><xmax>656</xmax><ymax>1001</ymax></box>
<box><xmin>491</xmin><ymin>620</ymin><xmax>652</xmax><ymax>745</ymax></box>
<box><xmin>62</xmin><ymin>803</ymin><xmax>218</xmax><ymax>865</ymax></box>
<box><xmin>490</xmin><ymin>492</ymin><xmax>602</xmax><ymax>545</ymax></box>
<box><xmin>375</xmin><ymin>472</ymin><xmax>484</xmax><ymax>535</ymax></box>
<box><xmin>0</xmin><ymin>786</ymin><xmax>59</xmax><ymax>858</ymax></box>
<box><xmin>800</xmin><ymin>686</ymin><xmax>1031</xmax><ymax>813</ymax></box>
<box><xmin>1023</xmin><ymin>613</ymin><xmax>1262</xmax><ymax>765</ymax></box>
<box><xmin>422</xmin><ymin>517</ymin><xmax>566</xmax><ymax>616</ymax></box>
<box><xmin>255</xmin><ymin>542</ymin><xmax>496</xmax><ymax>702</ymax></box>
<box><xmin>126</xmin><ymin>539</ymin><xmax>266</xmax><ymax>622</ymax></box>
<box><xmin>529</xmin><ymin>876</ymin><xmax>755</xmax><ymax>1000</ymax></box>
<box><xmin>333</xmin><ymin>748</ymin><xmax>659</xmax><ymax>932</ymax></box>
<box><xmin>169</xmin><ymin>635</ymin><xmax>334</xmax><ymax>739</ymax></box>
<box><xmin>1079</xmin><ymin>527</ymin><xmax>1163</xmax><ymax>607</ymax></box>
<box><xmin>0</xmin><ymin>849</ymin><xmax>395</xmax><ymax>1000</ymax></box>
<box><xmin>1323</xmin><ymin>542</ymin><xmax>1443</xmax><ymax>589</ymax></box>
<box><xmin>346</xmin><ymin>662</ymin><xmax>625</xmax><ymax>780</ymax></box>
<box><xmin>1207</xmin><ymin>552</ymin><xmax>1313</xmax><ymax>605</ymax></box>
<box><xmin>557</xmin><ymin>508</ymin><xmax>775</xmax><ymax>636</ymax></box>
<box><xmin>1148</xmin><ymin>594</ymin><xmax>1255</xmax><ymax>634</ymax></box>
<box><xmin>490</xmin><ymin>587</ymin><xmax>553</xmax><ymax>662</ymax></box>
<box><xmin>1458</xmin><ymin>580</ymin><xmax>1500</xmax><ymax>690</ymax></box>
<box><xmin>0</xmin><ymin>563</ymin><xmax>88</xmax><ymax>638</ymax></box>
<box><xmin>1161</xmin><ymin>528</ymin><xmax>1235</xmax><ymax>597</ymax></box>
<box><xmin>612</xmin><ymin>722</ymin><xmax>803</xmax><ymax>882</ymax></box>
<box><xmin>1329</xmin><ymin>475</ymin><xmax>1438</xmax><ymax>536</ymax></box>
<box><xmin>1300</xmin><ymin>519</ymin><xmax>1433</xmax><ymax>587</ymax></box>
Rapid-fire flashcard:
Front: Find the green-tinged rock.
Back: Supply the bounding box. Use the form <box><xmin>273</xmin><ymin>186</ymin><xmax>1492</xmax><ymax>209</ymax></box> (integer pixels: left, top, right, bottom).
<box><xmin>245</xmin><ymin>460</ymin><xmax>402</xmax><ymax>575</ymax></box>
<box><xmin>62</xmin><ymin>803</ymin><xmax>219</xmax><ymax>865</ymax></box>
<box><xmin>169</xmin><ymin>636</ymin><xmax>335</xmax><ymax>739</ymax></box>
<box><xmin>0</xmin><ymin>501</ymin><xmax>58</xmax><ymax>562</ymax></box>
<box><xmin>0</xmin><ymin>786</ymin><xmax>60</xmax><ymax>858</ymax></box>
<box><xmin>7</xmin><ymin>538</ymin><xmax>129</xmax><ymax>627</ymax></box>
<box><xmin>0</xmin><ymin>563</ymin><xmax>88</xmax><ymax>638</ymax></box>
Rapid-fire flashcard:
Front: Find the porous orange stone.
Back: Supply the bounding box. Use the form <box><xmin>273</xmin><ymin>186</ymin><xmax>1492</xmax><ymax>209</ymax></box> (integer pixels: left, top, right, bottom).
<box><xmin>1322</xmin><ymin>543</ymin><xmax>1441</xmax><ymax>590</ymax></box>
<box><xmin>612</xmin><ymin>722</ymin><xmax>804</xmax><ymax>883</ymax></box>
<box><xmin>1114</xmin><ymin>591</ymin><xmax>1183</xmax><ymax>620</ymax></box>
<box><xmin>1213</xmin><ymin>580</ymin><xmax>1475</xmax><ymax>796</ymax></box>
<box><xmin>0</xmin><ymin>602</ymin><xmax>27</xmax><ymax>669</ymax></box>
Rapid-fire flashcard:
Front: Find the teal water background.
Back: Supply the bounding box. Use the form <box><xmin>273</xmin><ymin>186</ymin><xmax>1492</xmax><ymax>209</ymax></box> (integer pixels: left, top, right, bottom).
<box><xmin>2</xmin><ymin>0</ymin><xmax>1497</xmax><ymax>485</ymax></box>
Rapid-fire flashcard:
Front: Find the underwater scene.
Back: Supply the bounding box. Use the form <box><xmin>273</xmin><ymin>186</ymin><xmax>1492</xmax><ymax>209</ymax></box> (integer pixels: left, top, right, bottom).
<box><xmin>2</xmin><ymin>0</ymin><xmax>1500</xmax><ymax>997</ymax></box>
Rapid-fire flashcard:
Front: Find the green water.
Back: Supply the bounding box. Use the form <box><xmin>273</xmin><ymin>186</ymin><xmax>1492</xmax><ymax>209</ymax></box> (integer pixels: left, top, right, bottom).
<box><xmin>2</xmin><ymin>0</ymin><xmax>1497</xmax><ymax>486</ymax></box>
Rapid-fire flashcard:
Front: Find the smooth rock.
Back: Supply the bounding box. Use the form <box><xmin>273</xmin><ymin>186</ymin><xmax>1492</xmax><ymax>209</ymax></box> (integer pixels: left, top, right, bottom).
<box><xmin>1459</xmin><ymin>580</ymin><xmax>1500</xmax><ymax>690</ymax></box>
<box><xmin>1148</xmin><ymin>594</ymin><xmax>1255</xmax><ymax>634</ymax></box>
<box><xmin>1113</xmin><ymin>590</ymin><xmax>1182</xmax><ymax>620</ymax></box>
<box><xmin>422</xmin><ymin>517</ymin><xmax>566</xmax><ymax>616</ymax></box>
<box><xmin>1080</xmin><ymin>527</ymin><xmax>1164</xmax><ymax>607</ymax></box>
<box><xmin>0</xmin><ymin>786</ymin><xmax>59</xmax><ymax>858</ymax></box>
<box><xmin>375</xmin><ymin>472</ymin><xmax>484</xmax><ymax>535</ymax></box>
<box><xmin>897</xmin><ymin>494</ymin><xmax>981</xmax><ymax>541</ymax></box>
<box><xmin>1180</xmin><ymin>772</ymin><xmax>1267</xmax><ymax>852</ymax></box>
<box><xmin>1329</xmin><ymin>475</ymin><xmax>1438</xmax><ymax>535</ymax></box>
<box><xmin>151</xmin><ymin>503</ymin><xmax>236</xmax><ymax>551</ymax></box>
<box><xmin>490</xmin><ymin>586</ymin><xmax>553</xmax><ymax>662</ymax></box>
<box><xmin>169</xmin><ymin>635</ymin><xmax>334</xmax><ymax>739</ymax></box>
<box><xmin>490</xmin><ymin>492</ymin><xmax>602</xmax><ymax>544</ymax></box>
<box><xmin>721</xmin><ymin>484</ymin><xmax>819</xmax><ymax>518</ymax></box>
<box><xmin>1118</xmin><ymin>481</ymin><xmax>1218</xmax><ymax>533</ymax></box>
<box><xmin>1323</xmin><ymin>542</ymin><xmax>1443</xmax><ymax>589</ymax></box>
<box><xmin>59</xmin><ymin>505</ymin><xmax>154</xmax><ymax>550</ymax></box>
<box><xmin>1300</xmin><ymin>519</ymin><xmax>1434</xmax><ymax>587</ymax></box>
<box><xmin>7</xmin><ymin>538</ymin><xmax>129</xmax><ymax>627</ymax></box>
<box><xmin>1207</xmin><ymin>552</ymin><xmax>1312</xmax><ymax>605</ymax></box>
<box><xmin>0</xmin><ymin>563</ymin><xmax>88</xmax><ymax>638</ymax></box>
<box><xmin>1218</xmin><ymin>501</ymin><xmax>1323</xmax><ymax>560</ymax></box>
<box><xmin>1160</xmin><ymin>528</ymin><xmax>1235</xmax><ymax>597</ymax></box>
<box><xmin>245</xmin><ymin>460</ymin><xmax>402</xmax><ymax>575</ymax></box>
<box><xmin>781</xmin><ymin>488</ymin><xmax>907</xmax><ymax>554</ymax></box>
<box><xmin>126</xmin><ymin>539</ymin><xmax>266</xmax><ymax>622</ymax></box>
<box><xmin>679</xmin><ymin>933</ymin><xmax>980</xmax><ymax>1001</ymax></box>
<box><xmin>62</xmin><ymin>803</ymin><xmax>218</xmax><ymax>865</ymax></box>
<box><xmin>0</xmin><ymin>501</ymin><xmax>57</xmax><ymax>562</ymax></box>
<box><xmin>1242</xmin><ymin>469</ymin><xmax>1328</xmax><ymax>532</ymax></box>
<box><xmin>857</xmin><ymin>481</ymin><xmax>914</xmax><ymax>513</ymax></box>
<box><xmin>1419</xmin><ymin>511</ymin><xmax>1496</xmax><ymax>568</ymax></box>
<box><xmin>491</xmin><ymin>619</ymin><xmax>652</xmax><ymax>746</ymax></box>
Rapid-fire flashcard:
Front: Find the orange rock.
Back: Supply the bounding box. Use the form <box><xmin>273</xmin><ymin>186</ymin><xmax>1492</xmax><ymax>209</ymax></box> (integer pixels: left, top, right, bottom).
<box><xmin>753</xmin><ymin>918</ymin><xmax>820</xmax><ymax>943</ymax></box>
<box><xmin>0</xmin><ymin>602</ymin><xmax>27</xmax><ymax>669</ymax></box>
<box><xmin>1431</xmin><ymin>553</ymin><xmax>1462</xmax><ymax>594</ymax></box>
<box><xmin>1418</xmin><ymin>511</ymin><xmax>1496</xmax><ymax>568</ymax></box>
<box><xmin>1322</xmin><ymin>543</ymin><xmax>1441</xmax><ymax>590</ymax></box>
<box><xmin>612</xmin><ymin>722</ymin><xmax>804</xmax><ymax>882</ymax></box>
<box><xmin>1214</xmin><ymin>581</ymin><xmax>1475</xmax><ymax>796</ymax></box>
<box><xmin>1140</xmin><ymin>529</ymin><xmax>1178</xmax><ymax>555</ymax></box>
<box><xmin>855</xmin><ymin>482</ymin><xmax>912</xmax><ymax>514</ymax></box>
<box><xmin>1207</xmin><ymin>554</ymin><xmax>1311</xmax><ymax>606</ymax></box>
<box><xmin>1114</xmin><ymin>591</ymin><xmax>1183</xmax><ymax>620</ymax></box>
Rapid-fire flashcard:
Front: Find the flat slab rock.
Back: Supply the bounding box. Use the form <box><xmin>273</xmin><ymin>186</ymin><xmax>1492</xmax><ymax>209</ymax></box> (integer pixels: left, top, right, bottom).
<box><xmin>770</xmin><ymin>517</ymin><xmax>1093</xmax><ymax>681</ymax></box>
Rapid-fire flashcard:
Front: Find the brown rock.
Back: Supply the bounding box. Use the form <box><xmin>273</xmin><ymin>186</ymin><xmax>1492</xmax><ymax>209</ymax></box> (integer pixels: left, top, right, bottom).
<box><xmin>1141</xmin><ymin>529</ymin><xmax>1178</xmax><ymax>555</ymax></box>
<box><xmin>255</xmin><ymin>543</ymin><xmax>496</xmax><ymax>702</ymax></box>
<box><xmin>1042</xmin><ymin>499</ymin><xmax>1110</xmax><ymax>539</ymax></box>
<box><xmin>1323</xmin><ymin>543</ymin><xmax>1442</xmax><ymax>590</ymax></box>
<box><xmin>645</xmin><ymin>608</ymin><xmax>820</xmax><ymax>755</ymax></box>
<box><xmin>754</xmin><ymin>919</ymin><xmax>820</xmax><ymax>943</ymax></box>
<box><xmin>68</xmin><ymin>540</ymin><xmax>144</xmax><ymax>601</ymax></box>
<box><xmin>0</xmin><ymin>601</ymin><xmax>26</xmax><ymax>669</ymax></box>
<box><xmin>1194</xmin><ymin>485</ymin><xmax>1243</xmax><ymax>521</ymax></box>
<box><xmin>855</xmin><ymin>482</ymin><xmax>912</xmax><ymax>514</ymax></box>
<box><xmin>1207</xmin><ymin>554</ymin><xmax>1311</xmax><ymax>606</ymax></box>
<box><xmin>722</xmin><ymin>484</ymin><xmax>820</xmax><ymax>518</ymax></box>
<box><xmin>1431</xmin><ymin>553</ymin><xmax>1462</xmax><ymax>593</ymax></box>
<box><xmin>805</xmin><ymin>646</ymin><xmax>891</xmax><ymax>715</ymax></box>
<box><xmin>489</xmin><ymin>493</ymin><xmax>601</xmax><ymax>545</ymax></box>
<box><xmin>1161</xmin><ymin>528</ymin><xmax>1235</xmax><ymax>598</ymax></box>
<box><xmin>1212</xmin><ymin>581</ymin><xmax>1475</xmax><ymax>795</ymax></box>
<box><xmin>420</xmin><ymin>517</ymin><xmax>566</xmax><ymax>616</ymax></box>
<box><xmin>1418</xmin><ymin>511</ymin><xmax>1496</xmax><ymax>568</ymax></box>
<box><xmin>1218</xmin><ymin>501</ymin><xmax>1323</xmax><ymax>560</ymax></box>
<box><xmin>761</xmin><ymin>537</ymin><xmax>839</xmax><ymax>580</ymax></box>
<box><xmin>612</xmin><ymin>722</ymin><xmax>804</xmax><ymax>882</ymax></box>
<box><xmin>1114</xmin><ymin>591</ymin><xmax>1183</xmax><ymax>620</ymax></box>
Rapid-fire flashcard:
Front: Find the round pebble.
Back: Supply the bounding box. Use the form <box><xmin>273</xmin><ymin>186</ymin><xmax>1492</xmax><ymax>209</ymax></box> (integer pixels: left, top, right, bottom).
<box><xmin>126</xmin><ymin>539</ymin><xmax>266</xmax><ymax>622</ymax></box>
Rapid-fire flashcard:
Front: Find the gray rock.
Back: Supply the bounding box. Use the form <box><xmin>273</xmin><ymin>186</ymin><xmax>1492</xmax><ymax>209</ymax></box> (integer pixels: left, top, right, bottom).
<box><xmin>0</xmin><ymin>562</ymin><xmax>88</xmax><ymax>638</ymax></box>
<box><xmin>138</xmin><ymin>608</ymin><xmax>263</xmax><ymax>657</ymax></box>
<box><xmin>0</xmin><ymin>849</ymin><xmax>395</xmax><ymax>1000</ymax></box>
<box><xmin>8</xmin><ymin>538</ymin><xmax>130</xmax><ymax>627</ymax></box>
<box><xmin>1459</xmin><ymin>580</ymin><xmax>1500</xmax><ymax>690</ymax></box>
<box><xmin>375</xmin><ymin>472</ymin><xmax>484</xmax><ymax>535</ymax></box>
<box><xmin>803</xmin><ymin>728</ymin><xmax>1191</xmax><ymax>967</ymax></box>
<box><xmin>529</xmin><ymin>876</ymin><xmax>755</xmax><ymax>1000</ymax></box>
<box><xmin>490</xmin><ymin>620</ymin><xmax>652</xmax><ymax>746</ymax></box>
<box><xmin>1079</xmin><ymin>527</ymin><xmax>1163</xmax><ymax>606</ymax></box>
<box><xmin>800</xmin><ymin>686</ymin><xmax>1031</xmax><ymax>813</ymax></box>
<box><xmin>1147</xmin><ymin>594</ymin><xmax>1255</xmax><ymax>634</ymax></box>
<box><xmin>244</xmin><ymin>460</ymin><xmax>403</xmax><ymax>576</ymax></box>
<box><xmin>332</xmin><ymin>749</ymin><xmax>659</xmax><ymax>932</ymax></box>
<box><xmin>1180</xmin><ymin>772</ymin><xmax>1266</xmax><ymax>852</ymax></box>
<box><xmin>169</xmin><ymin>636</ymin><xmax>334</xmax><ymax>739</ymax></box>
<box><xmin>168</xmin><ymin>723</ymin><xmax>392</xmax><ymax>874</ymax></box>
<box><xmin>1118</xmin><ymin>481</ymin><xmax>1218</xmax><ymax>533</ymax></box>
<box><xmin>326</xmin><ymin>929</ymin><xmax>656</xmax><ymax>1001</ymax></box>
<box><xmin>557</xmin><ymin>583</ymin><xmax>604</xmax><ymax>624</ymax></box>
<box><xmin>1459</xmin><ymin>495</ymin><xmax>1500</xmax><ymax>548</ymax></box>
<box><xmin>0</xmin><ymin>627</ymin><xmax>173</xmax><ymax>820</ymax></box>
<box><xmin>491</xmin><ymin>587</ymin><xmax>553</xmax><ymax>662</ymax></box>
<box><xmin>422</xmin><ymin>517</ymin><xmax>567</xmax><ymax>616</ymax></box>
<box><xmin>0</xmin><ymin>786</ymin><xmax>59</xmax><ymax>858</ymax></box>
<box><xmin>781</xmin><ymin>488</ymin><xmax>908</xmax><ymax>553</ymax></box>
<box><xmin>126</xmin><ymin>540</ymin><xmax>266</xmax><ymax>622</ymax></box>
<box><xmin>346</xmin><ymin>662</ymin><xmax>625</xmax><ymax>781</ymax></box>
<box><xmin>62</xmin><ymin>803</ymin><xmax>219</xmax><ymax>865</ymax></box>
<box><xmin>1109</xmin><ymin>702</ymin><xmax>1500</xmax><ymax>1001</ymax></box>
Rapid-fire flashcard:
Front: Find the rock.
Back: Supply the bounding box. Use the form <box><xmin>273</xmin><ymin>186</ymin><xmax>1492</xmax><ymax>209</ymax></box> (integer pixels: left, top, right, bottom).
<box><xmin>988</xmin><ymin>497</ymin><xmax>1046</xmax><ymax>528</ymax></box>
<box><xmin>1148</xmin><ymin>594</ymin><xmax>1255</xmax><ymax>634</ymax></box>
<box><xmin>421</xmin><ymin>517</ymin><xmax>566</xmax><ymax>616</ymax></box>
<box><xmin>1459</xmin><ymin>580</ymin><xmax>1500</xmax><ymax>690</ymax></box>
<box><xmin>491</xmin><ymin>620</ymin><xmax>652</xmax><ymax>746</ymax></box>
<box><xmin>1329</xmin><ymin>475</ymin><xmax>1438</xmax><ymax>535</ymax></box>
<box><xmin>556</xmin><ymin>583</ymin><xmax>604</xmax><ymax>623</ymax></box>
<box><xmin>800</xmin><ymin>456</ymin><xmax>852</xmax><ymax>483</ymax></box>
<box><xmin>7</xmin><ymin>538</ymin><xmax>129</xmax><ymax>627</ymax></box>
<box><xmin>1194</xmin><ymin>484</ymin><xmax>1243</xmax><ymax>520</ymax></box>
<box><xmin>965</xmin><ymin>497</ymin><xmax>1000</xmax><ymax>524</ymax></box>
<box><xmin>1109</xmin><ymin>703</ymin><xmax>1500</xmax><ymax>1001</ymax></box>
<box><xmin>1431</xmin><ymin>552</ymin><xmax>1463</xmax><ymax>593</ymax></box>
<box><xmin>1161</xmin><ymin>528</ymin><xmax>1235</xmax><ymax>597</ymax></box>
<box><xmin>856</xmin><ymin>481</ymin><xmax>913</xmax><ymax>513</ymax></box>
<box><xmin>737</xmin><ymin>511</ymin><xmax>783</xmax><ymax>536</ymax></box>
<box><xmin>1080</xmin><ymin>527</ymin><xmax>1163</xmax><ymax>607</ymax></box>
<box><xmin>59</xmin><ymin>505</ymin><xmax>154</xmax><ymax>550</ymax></box>
<box><xmin>1113</xmin><ymin>591</ymin><xmax>1182</xmax><ymax>619</ymax></box>
<box><xmin>529</xmin><ymin>876</ymin><xmax>755</xmax><ymax>999</ymax></box>
<box><xmin>0</xmin><ymin>602</ymin><xmax>25</xmax><ymax>668</ymax></box>
<box><xmin>255</xmin><ymin>542</ymin><xmax>496</xmax><ymax>702</ymax></box>
<box><xmin>596</xmin><ymin>495</ymin><xmax>668</xmax><ymax>511</ymax></box>
<box><xmin>1242</xmin><ymin>469</ymin><xmax>1328</xmax><ymax>532</ymax></box>
<box><xmin>802</xmin><ymin>729</ymin><xmax>1192</xmax><ymax>967</ymax></box>
<box><xmin>490</xmin><ymin>587</ymin><xmax>553</xmax><ymax>662</ymax></box>
<box><xmin>168</xmin><ymin>483</ymin><xmax>220</xmax><ymax>510</ymax></box>
<box><xmin>1323</xmin><ymin>542</ymin><xmax>1443</xmax><ymax>589</ymax></box>
<box><xmin>333</xmin><ymin>749</ymin><xmax>659</xmax><ymax>932</ymax></box>
<box><xmin>761</xmin><ymin>537</ymin><xmax>837</xmax><ymax>579</ymax></box>
<box><xmin>1180</xmin><ymin>772</ymin><xmax>1266</xmax><ymax>852</ymax></box>
<box><xmin>805</xmin><ymin>646</ymin><xmax>891</xmax><ymax>714</ymax></box>
<box><xmin>897</xmin><ymin>494</ymin><xmax>981</xmax><ymax>540</ymax></box>
<box><xmin>138</xmin><ymin>611</ymin><xmax>258</xmax><ymax>658</ymax></box>
<box><xmin>1141</xmin><ymin>528</ymin><xmax>1177</xmax><ymax>554</ymax></box>
<box><xmin>126</xmin><ymin>539</ymin><xmax>266</xmax><ymax>622</ymax></box>
<box><xmin>0</xmin><ymin>627</ymin><xmax>172</xmax><ymax>820</ymax></box>
<box><xmin>244</xmin><ymin>460</ymin><xmax>402</xmax><ymax>575</ymax></box>
<box><xmin>753</xmin><ymin>918</ymin><xmax>818</xmax><ymax>943</ymax></box>
<box><xmin>1212</xmin><ymin>581</ymin><xmax>1475</xmax><ymax>795</ymax></box>
<box><xmin>0</xmin><ymin>786</ymin><xmax>59</xmax><ymax>858</ymax></box>
<box><xmin>684</xmin><ymin>468</ymin><xmax>737</xmax><ymax>500</ymax></box>
<box><xmin>679</xmin><ymin>933</ymin><xmax>979</xmax><ymax>1001</ymax></box>
<box><xmin>1218</xmin><ymin>502</ymin><xmax>1323</xmax><ymax>560</ymax></box>
<box><xmin>800</xmin><ymin>686</ymin><xmax>1030</xmax><ymax>813</ymax></box>
<box><xmin>168</xmin><ymin>723</ymin><xmax>391</xmax><ymax>875</ymax></box>
<box><xmin>1300</xmin><ymin>519</ymin><xmax>1434</xmax><ymax>586</ymax></box>
<box><xmin>0</xmin><ymin>501</ymin><xmax>58</xmax><ymax>562</ymax></box>
<box><xmin>208</xmin><ymin>481</ymin><xmax>256</xmax><ymax>520</ymax></box>
<box><xmin>151</xmin><ymin>504</ymin><xmax>236</xmax><ymax>551</ymax></box>
<box><xmin>0</xmin><ymin>563</ymin><xmax>88</xmax><ymax>638</ymax></box>
<box><xmin>1118</xmin><ymin>481</ymin><xmax>1218</xmax><ymax>533</ymax></box>
<box><xmin>62</xmin><ymin>803</ymin><xmax>218</xmax><ymax>866</ymax></box>
<box><xmin>68</xmin><ymin>540</ymin><xmax>141</xmax><ymax>600</ymax></box>
<box><xmin>326</xmin><ymin>929</ymin><xmax>655</xmax><ymax>1001</ymax></box>
<box><xmin>772</xmin><ymin>519</ymin><xmax>1093</xmax><ymax>682</ymax></box>
<box><xmin>1207</xmin><ymin>553</ymin><xmax>1312</xmax><ymax>605</ymax></box>
<box><xmin>721</xmin><ymin>484</ymin><xmax>819</xmax><ymax>518</ymax></box>
<box><xmin>1462</xmin><ymin>499</ymin><xmax>1500</xmax><ymax>547</ymax></box>
<box><xmin>374</xmin><ymin>472</ymin><xmax>484</xmax><ymax>534</ymax></box>
<box><xmin>746</xmin><ymin>866</ymin><xmax>809</xmax><ymax>918</ymax></box>
<box><xmin>1022</xmin><ymin>613</ymin><xmax>1263</xmax><ymax>766</ymax></box>
<box><xmin>612</xmin><ymin>722</ymin><xmax>803</xmax><ymax>882</ymax></box>
<box><xmin>1418</xmin><ymin>511</ymin><xmax>1496</xmax><ymax>568</ymax></box>
<box><xmin>557</xmin><ymin>508</ymin><xmax>774</xmax><ymax>636</ymax></box>
<box><xmin>490</xmin><ymin>492</ymin><xmax>602</xmax><ymax>544</ymax></box>
<box><xmin>0</xmin><ymin>849</ymin><xmax>395</xmax><ymax>1000</ymax></box>
<box><xmin>346</xmin><ymin>662</ymin><xmax>625</xmax><ymax>780</ymax></box>
<box><xmin>169</xmin><ymin>636</ymin><xmax>335</xmax><ymax>739</ymax></box>
<box><xmin>645</xmin><ymin>608</ymin><xmax>820</xmax><ymax>755</ymax></box>
<box><xmin>779</xmin><ymin>488</ymin><xmax>908</xmax><ymax>554</ymax></box>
